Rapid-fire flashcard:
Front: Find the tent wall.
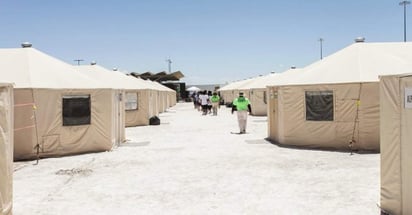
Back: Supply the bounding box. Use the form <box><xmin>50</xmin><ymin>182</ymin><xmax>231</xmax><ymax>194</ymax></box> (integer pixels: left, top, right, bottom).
<box><xmin>268</xmin><ymin>82</ymin><xmax>379</xmax><ymax>151</ymax></box>
<box><xmin>113</xmin><ymin>90</ymin><xmax>125</xmax><ymax>145</ymax></box>
<box><xmin>125</xmin><ymin>89</ymin><xmax>151</xmax><ymax>126</ymax></box>
<box><xmin>218</xmin><ymin>90</ymin><xmax>232</xmax><ymax>105</ymax></box>
<box><xmin>167</xmin><ymin>92</ymin><xmax>173</xmax><ymax>107</ymax></box>
<box><xmin>221</xmin><ymin>90</ymin><xmax>251</xmax><ymax>106</ymax></box>
<box><xmin>380</xmin><ymin>75</ymin><xmax>412</xmax><ymax>215</ymax></box>
<box><xmin>0</xmin><ymin>84</ymin><xmax>13</xmax><ymax>215</ymax></box>
<box><xmin>14</xmin><ymin>89</ymin><xmax>37</xmax><ymax>158</ymax></box>
<box><xmin>159</xmin><ymin>91</ymin><xmax>166</xmax><ymax>113</ymax></box>
<box><xmin>218</xmin><ymin>90</ymin><xmax>231</xmax><ymax>105</ymax></box>
<box><xmin>250</xmin><ymin>88</ymin><xmax>268</xmax><ymax>116</ymax></box>
<box><xmin>170</xmin><ymin>91</ymin><xmax>177</xmax><ymax>106</ymax></box>
<box><xmin>151</xmin><ymin>90</ymin><xmax>160</xmax><ymax>117</ymax></box>
<box><xmin>268</xmin><ymin>87</ymin><xmax>279</xmax><ymax>141</ymax></box>
<box><xmin>154</xmin><ymin>90</ymin><xmax>160</xmax><ymax>115</ymax></box>
<box><xmin>14</xmin><ymin>88</ymin><xmax>115</xmax><ymax>160</ymax></box>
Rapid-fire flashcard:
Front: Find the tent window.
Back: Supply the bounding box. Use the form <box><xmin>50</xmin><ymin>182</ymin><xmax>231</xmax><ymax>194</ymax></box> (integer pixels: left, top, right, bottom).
<box><xmin>125</xmin><ymin>92</ymin><xmax>138</xmax><ymax>110</ymax></box>
<box><xmin>305</xmin><ymin>91</ymin><xmax>334</xmax><ymax>121</ymax></box>
<box><xmin>62</xmin><ymin>95</ymin><xmax>91</xmax><ymax>126</ymax></box>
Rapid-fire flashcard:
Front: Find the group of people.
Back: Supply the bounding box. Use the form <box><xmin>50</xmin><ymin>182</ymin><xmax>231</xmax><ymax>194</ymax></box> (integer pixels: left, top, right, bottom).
<box><xmin>192</xmin><ymin>90</ymin><xmax>221</xmax><ymax>116</ymax></box>
<box><xmin>192</xmin><ymin>90</ymin><xmax>252</xmax><ymax>134</ymax></box>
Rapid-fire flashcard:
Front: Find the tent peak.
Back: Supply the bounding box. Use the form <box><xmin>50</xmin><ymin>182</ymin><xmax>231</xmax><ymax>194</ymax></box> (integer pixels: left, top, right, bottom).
<box><xmin>354</xmin><ymin>37</ymin><xmax>365</xmax><ymax>43</ymax></box>
<box><xmin>21</xmin><ymin>42</ymin><xmax>32</xmax><ymax>48</ymax></box>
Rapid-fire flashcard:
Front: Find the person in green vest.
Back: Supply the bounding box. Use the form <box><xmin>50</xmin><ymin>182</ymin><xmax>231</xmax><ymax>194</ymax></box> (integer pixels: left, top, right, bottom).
<box><xmin>231</xmin><ymin>92</ymin><xmax>252</xmax><ymax>134</ymax></box>
<box><xmin>210</xmin><ymin>92</ymin><xmax>220</xmax><ymax>116</ymax></box>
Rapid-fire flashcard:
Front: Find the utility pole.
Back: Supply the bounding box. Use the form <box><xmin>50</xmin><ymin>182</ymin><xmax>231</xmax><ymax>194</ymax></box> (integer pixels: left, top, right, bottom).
<box><xmin>400</xmin><ymin>1</ymin><xmax>411</xmax><ymax>42</ymax></box>
<box><xmin>166</xmin><ymin>58</ymin><xmax>172</xmax><ymax>73</ymax></box>
<box><xmin>318</xmin><ymin>38</ymin><xmax>324</xmax><ymax>60</ymax></box>
<box><xmin>74</xmin><ymin>59</ymin><xmax>84</xmax><ymax>65</ymax></box>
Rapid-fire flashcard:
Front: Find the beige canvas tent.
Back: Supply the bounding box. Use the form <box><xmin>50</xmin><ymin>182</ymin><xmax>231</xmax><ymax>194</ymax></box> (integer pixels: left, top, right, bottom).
<box><xmin>218</xmin><ymin>78</ymin><xmax>255</xmax><ymax>106</ymax></box>
<box><xmin>380</xmin><ymin>73</ymin><xmax>412</xmax><ymax>215</ymax></box>
<box><xmin>142</xmin><ymin>80</ymin><xmax>176</xmax><ymax>112</ymax></box>
<box><xmin>0</xmin><ymin>83</ymin><xmax>13</xmax><ymax>215</ymax></box>
<box><xmin>236</xmin><ymin>71</ymin><xmax>304</xmax><ymax>116</ymax></box>
<box><xmin>238</xmin><ymin>74</ymin><xmax>275</xmax><ymax>116</ymax></box>
<box><xmin>218</xmin><ymin>69</ymin><xmax>300</xmax><ymax>116</ymax></box>
<box><xmin>76</xmin><ymin>64</ymin><xmax>157</xmax><ymax>127</ymax></box>
<box><xmin>0</xmin><ymin>46</ymin><xmax>121</xmax><ymax>160</ymax></box>
<box><xmin>268</xmin><ymin>42</ymin><xmax>412</xmax><ymax>151</ymax></box>
<box><xmin>141</xmin><ymin>79</ymin><xmax>175</xmax><ymax>115</ymax></box>
<box><xmin>156</xmin><ymin>81</ymin><xmax>176</xmax><ymax>108</ymax></box>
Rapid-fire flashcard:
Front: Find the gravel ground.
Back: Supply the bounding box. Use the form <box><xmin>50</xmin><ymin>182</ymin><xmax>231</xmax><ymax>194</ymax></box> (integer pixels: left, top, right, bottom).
<box><xmin>13</xmin><ymin>102</ymin><xmax>380</xmax><ymax>215</ymax></box>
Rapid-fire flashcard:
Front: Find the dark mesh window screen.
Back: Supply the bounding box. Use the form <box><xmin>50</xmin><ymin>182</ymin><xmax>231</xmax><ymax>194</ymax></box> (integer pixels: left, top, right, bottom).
<box><xmin>63</xmin><ymin>95</ymin><xmax>91</xmax><ymax>126</ymax></box>
<box><xmin>305</xmin><ymin>91</ymin><xmax>333</xmax><ymax>121</ymax></box>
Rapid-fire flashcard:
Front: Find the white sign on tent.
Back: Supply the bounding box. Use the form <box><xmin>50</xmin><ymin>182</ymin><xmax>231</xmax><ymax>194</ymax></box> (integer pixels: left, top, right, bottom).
<box><xmin>405</xmin><ymin>88</ymin><xmax>412</xmax><ymax>109</ymax></box>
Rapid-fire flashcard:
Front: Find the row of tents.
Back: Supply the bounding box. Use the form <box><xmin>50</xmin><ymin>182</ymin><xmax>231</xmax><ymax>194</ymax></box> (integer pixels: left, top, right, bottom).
<box><xmin>2</xmin><ymin>41</ymin><xmax>411</xmax><ymax>214</ymax></box>
<box><xmin>218</xmin><ymin>41</ymin><xmax>412</xmax><ymax>214</ymax></box>
<box><xmin>0</xmin><ymin>45</ymin><xmax>177</xmax><ymax>214</ymax></box>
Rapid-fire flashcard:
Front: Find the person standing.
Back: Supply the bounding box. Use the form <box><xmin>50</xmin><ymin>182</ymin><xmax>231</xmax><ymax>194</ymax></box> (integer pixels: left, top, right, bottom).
<box><xmin>210</xmin><ymin>92</ymin><xmax>220</xmax><ymax>116</ymax></box>
<box><xmin>198</xmin><ymin>90</ymin><xmax>209</xmax><ymax>115</ymax></box>
<box><xmin>207</xmin><ymin>91</ymin><xmax>213</xmax><ymax>114</ymax></box>
<box><xmin>232</xmin><ymin>92</ymin><xmax>251</xmax><ymax>134</ymax></box>
<box><xmin>192</xmin><ymin>92</ymin><xmax>199</xmax><ymax>110</ymax></box>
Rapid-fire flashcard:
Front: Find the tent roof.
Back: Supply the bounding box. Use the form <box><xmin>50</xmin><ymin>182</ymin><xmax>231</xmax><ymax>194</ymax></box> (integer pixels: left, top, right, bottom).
<box><xmin>75</xmin><ymin>65</ymin><xmax>155</xmax><ymax>90</ymax></box>
<box><xmin>143</xmin><ymin>79</ymin><xmax>175</xmax><ymax>92</ymax></box>
<box><xmin>218</xmin><ymin>78</ymin><xmax>256</xmax><ymax>91</ymax></box>
<box><xmin>0</xmin><ymin>47</ymin><xmax>105</xmax><ymax>89</ymax></box>
<box><xmin>276</xmin><ymin>42</ymin><xmax>412</xmax><ymax>86</ymax></box>
<box><xmin>267</xmin><ymin>68</ymin><xmax>305</xmax><ymax>86</ymax></box>
<box><xmin>237</xmin><ymin>73</ymin><xmax>282</xmax><ymax>90</ymax></box>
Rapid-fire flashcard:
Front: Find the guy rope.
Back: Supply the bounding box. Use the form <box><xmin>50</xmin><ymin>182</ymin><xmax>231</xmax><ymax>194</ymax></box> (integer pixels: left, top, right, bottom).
<box><xmin>349</xmin><ymin>83</ymin><xmax>362</xmax><ymax>155</ymax></box>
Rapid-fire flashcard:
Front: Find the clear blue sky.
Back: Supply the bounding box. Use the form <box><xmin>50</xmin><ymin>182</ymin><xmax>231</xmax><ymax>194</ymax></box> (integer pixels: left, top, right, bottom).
<box><xmin>0</xmin><ymin>1</ymin><xmax>407</xmax><ymax>84</ymax></box>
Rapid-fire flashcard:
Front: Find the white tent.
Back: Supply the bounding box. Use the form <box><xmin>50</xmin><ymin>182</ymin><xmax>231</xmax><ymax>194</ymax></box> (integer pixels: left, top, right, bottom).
<box><xmin>380</xmin><ymin>73</ymin><xmax>412</xmax><ymax>215</ymax></box>
<box><xmin>0</xmin><ymin>83</ymin><xmax>13</xmax><ymax>215</ymax></box>
<box><xmin>267</xmin><ymin>42</ymin><xmax>412</xmax><ymax>151</ymax></box>
<box><xmin>186</xmin><ymin>86</ymin><xmax>201</xmax><ymax>92</ymax></box>
<box><xmin>0</xmin><ymin>46</ymin><xmax>120</xmax><ymax>160</ymax></box>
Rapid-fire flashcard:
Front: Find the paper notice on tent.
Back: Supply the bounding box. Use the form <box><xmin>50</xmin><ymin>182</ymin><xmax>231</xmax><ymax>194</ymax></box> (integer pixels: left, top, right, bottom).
<box><xmin>405</xmin><ymin>88</ymin><xmax>412</xmax><ymax>109</ymax></box>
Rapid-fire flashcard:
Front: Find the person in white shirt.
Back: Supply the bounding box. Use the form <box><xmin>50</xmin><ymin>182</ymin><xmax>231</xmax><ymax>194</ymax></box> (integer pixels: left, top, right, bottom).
<box><xmin>198</xmin><ymin>90</ymin><xmax>209</xmax><ymax>115</ymax></box>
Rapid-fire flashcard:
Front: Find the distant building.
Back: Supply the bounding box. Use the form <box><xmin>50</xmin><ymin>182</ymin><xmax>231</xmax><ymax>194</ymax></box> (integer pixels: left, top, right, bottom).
<box><xmin>130</xmin><ymin>71</ymin><xmax>186</xmax><ymax>101</ymax></box>
<box><xmin>130</xmin><ymin>71</ymin><xmax>184</xmax><ymax>82</ymax></box>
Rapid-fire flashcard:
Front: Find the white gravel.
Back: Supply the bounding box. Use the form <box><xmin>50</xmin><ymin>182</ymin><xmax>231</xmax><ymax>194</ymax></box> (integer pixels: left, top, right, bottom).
<box><xmin>13</xmin><ymin>102</ymin><xmax>380</xmax><ymax>215</ymax></box>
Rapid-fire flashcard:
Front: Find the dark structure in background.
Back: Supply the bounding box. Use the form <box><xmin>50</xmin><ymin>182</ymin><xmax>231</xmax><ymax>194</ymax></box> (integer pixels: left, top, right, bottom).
<box><xmin>130</xmin><ymin>71</ymin><xmax>184</xmax><ymax>82</ymax></box>
<box><xmin>185</xmin><ymin>84</ymin><xmax>224</xmax><ymax>102</ymax></box>
<box><xmin>130</xmin><ymin>71</ymin><xmax>186</xmax><ymax>101</ymax></box>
